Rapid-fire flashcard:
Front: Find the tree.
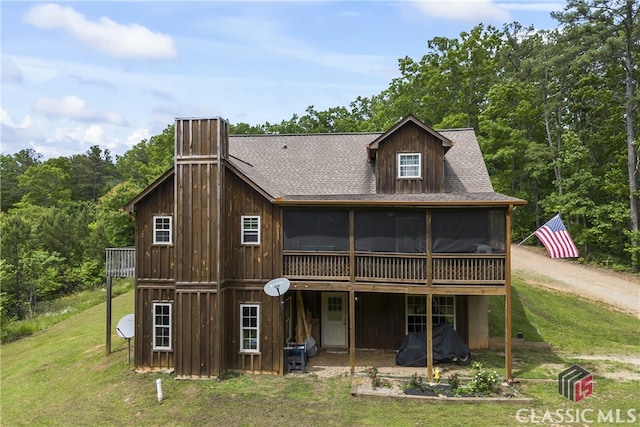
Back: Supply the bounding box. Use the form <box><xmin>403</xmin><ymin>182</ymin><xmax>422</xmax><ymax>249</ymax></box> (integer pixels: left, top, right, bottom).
<box><xmin>0</xmin><ymin>149</ymin><xmax>42</xmax><ymax>211</ymax></box>
<box><xmin>553</xmin><ymin>0</ymin><xmax>640</xmax><ymax>266</ymax></box>
<box><xmin>69</xmin><ymin>145</ymin><xmax>118</xmax><ymax>202</ymax></box>
<box><xmin>116</xmin><ymin>125</ymin><xmax>174</xmax><ymax>187</ymax></box>
<box><xmin>17</xmin><ymin>160</ymin><xmax>72</xmax><ymax>207</ymax></box>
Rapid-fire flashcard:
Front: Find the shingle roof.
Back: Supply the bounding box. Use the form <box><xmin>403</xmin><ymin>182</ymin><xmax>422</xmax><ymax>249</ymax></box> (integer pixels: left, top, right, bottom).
<box><xmin>228</xmin><ymin>127</ymin><xmax>524</xmax><ymax>204</ymax></box>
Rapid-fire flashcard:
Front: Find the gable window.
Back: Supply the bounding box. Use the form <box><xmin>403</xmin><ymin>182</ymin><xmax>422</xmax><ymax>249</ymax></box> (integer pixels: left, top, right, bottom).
<box><xmin>153</xmin><ymin>216</ymin><xmax>172</xmax><ymax>244</ymax></box>
<box><xmin>241</xmin><ymin>215</ymin><xmax>260</xmax><ymax>245</ymax></box>
<box><xmin>153</xmin><ymin>302</ymin><xmax>172</xmax><ymax>350</ymax></box>
<box><xmin>406</xmin><ymin>296</ymin><xmax>456</xmax><ymax>333</ymax></box>
<box><xmin>398</xmin><ymin>153</ymin><xmax>421</xmax><ymax>178</ymax></box>
<box><xmin>240</xmin><ymin>304</ymin><xmax>260</xmax><ymax>352</ymax></box>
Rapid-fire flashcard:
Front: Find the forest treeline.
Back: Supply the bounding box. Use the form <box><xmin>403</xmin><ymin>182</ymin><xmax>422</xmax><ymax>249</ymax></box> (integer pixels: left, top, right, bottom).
<box><xmin>1</xmin><ymin>0</ymin><xmax>638</xmax><ymax>329</ymax></box>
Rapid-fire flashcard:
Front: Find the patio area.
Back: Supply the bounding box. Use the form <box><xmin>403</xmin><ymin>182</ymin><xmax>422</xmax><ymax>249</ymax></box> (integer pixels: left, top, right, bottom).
<box><xmin>302</xmin><ymin>348</ymin><xmax>457</xmax><ymax>379</ymax></box>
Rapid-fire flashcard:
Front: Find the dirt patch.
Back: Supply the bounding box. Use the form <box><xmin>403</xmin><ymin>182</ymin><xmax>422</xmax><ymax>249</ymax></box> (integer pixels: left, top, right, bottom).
<box><xmin>511</xmin><ymin>246</ymin><xmax>640</xmax><ymax>319</ymax></box>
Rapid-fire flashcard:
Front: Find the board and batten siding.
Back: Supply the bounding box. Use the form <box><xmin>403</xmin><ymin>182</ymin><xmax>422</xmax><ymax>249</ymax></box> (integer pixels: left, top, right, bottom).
<box><xmin>173</xmin><ymin>118</ymin><xmax>227</xmax><ymax>377</ymax></box>
<box><xmin>135</xmin><ymin>177</ymin><xmax>174</xmax><ymax>280</ymax></box>
<box><xmin>222</xmin><ymin>288</ymin><xmax>282</xmax><ymax>373</ymax></box>
<box><xmin>222</xmin><ymin>170</ymin><xmax>281</xmax><ymax>282</ymax></box>
<box><xmin>220</xmin><ymin>168</ymin><xmax>283</xmax><ymax>373</ymax></box>
<box><xmin>135</xmin><ymin>286</ymin><xmax>174</xmax><ymax>370</ymax></box>
<box><xmin>375</xmin><ymin>122</ymin><xmax>446</xmax><ymax>194</ymax></box>
<box><xmin>133</xmin><ymin>175</ymin><xmax>175</xmax><ymax>371</ymax></box>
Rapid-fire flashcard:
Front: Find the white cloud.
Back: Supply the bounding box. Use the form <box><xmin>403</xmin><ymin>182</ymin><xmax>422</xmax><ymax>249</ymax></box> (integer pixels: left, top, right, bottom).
<box><xmin>23</xmin><ymin>3</ymin><xmax>177</xmax><ymax>60</ymax></box>
<box><xmin>1</xmin><ymin>109</ymin><xmax>31</xmax><ymax>128</ymax></box>
<box><xmin>126</xmin><ymin>128</ymin><xmax>151</xmax><ymax>147</ymax></box>
<box><xmin>1</xmin><ymin>57</ymin><xmax>24</xmax><ymax>84</ymax></box>
<box><xmin>409</xmin><ymin>0</ymin><xmax>511</xmax><ymax>23</ymax></box>
<box><xmin>33</xmin><ymin>95</ymin><xmax>128</xmax><ymax>126</ymax></box>
<box><xmin>52</xmin><ymin>124</ymin><xmax>104</xmax><ymax>147</ymax></box>
<box><xmin>500</xmin><ymin>2</ymin><xmax>565</xmax><ymax>13</ymax></box>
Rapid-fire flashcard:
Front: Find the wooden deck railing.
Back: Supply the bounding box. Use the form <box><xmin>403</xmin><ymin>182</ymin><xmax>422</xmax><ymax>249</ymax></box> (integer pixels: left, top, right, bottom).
<box><xmin>282</xmin><ymin>251</ymin><xmax>505</xmax><ymax>285</ymax></box>
<box><xmin>283</xmin><ymin>252</ymin><xmax>350</xmax><ymax>280</ymax></box>
<box><xmin>431</xmin><ymin>255</ymin><xmax>505</xmax><ymax>284</ymax></box>
<box><xmin>106</xmin><ymin>247</ymin><xmax>135</xmax><ymax>277</ymax></box>
<box><xmin>355</xmin><ymin>253</ymin><xmax>426</xmax><ymax>283</ymax></box>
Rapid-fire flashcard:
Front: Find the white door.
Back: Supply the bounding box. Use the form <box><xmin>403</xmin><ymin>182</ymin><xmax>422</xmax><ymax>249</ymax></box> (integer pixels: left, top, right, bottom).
<box><xmin>321</xmin><ymin>292</ymin><xmax>348</xmax><ymax>348</ymax></box>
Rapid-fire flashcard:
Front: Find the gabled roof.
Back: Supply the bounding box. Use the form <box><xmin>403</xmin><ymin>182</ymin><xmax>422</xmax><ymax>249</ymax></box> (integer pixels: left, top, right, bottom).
<box><xmin>125</xmin><ymin>116</ymin><xmax>526</xmax><ymax>210</ymax></box>
<box><xmin>367</xmin><ymin>115</ymin><xmax>454</xmax><ymax>161</ymax></box>
<box><xmin>228</xmin><ymin>126</ymin><xmax>522</xmax><ymax>203</ymax></box>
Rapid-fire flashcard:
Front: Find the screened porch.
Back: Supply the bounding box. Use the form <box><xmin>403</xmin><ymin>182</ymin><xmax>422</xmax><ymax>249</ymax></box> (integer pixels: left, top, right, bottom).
<box><xmin>282</xmin><ymin>208</ymin><xmax>507</xmax><ymax>286</ymax></box>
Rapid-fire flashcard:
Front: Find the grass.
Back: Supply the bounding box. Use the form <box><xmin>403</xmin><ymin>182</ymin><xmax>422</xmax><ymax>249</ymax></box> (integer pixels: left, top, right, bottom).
<box><xmin>1</xmin><ymin>278</ymin><xmax>133</xmax><ymax>343</ymax></box>
<box><xmin>2</xmin><ymin>276</ymin><xmax>639</xmax><ymax>426</ymax></box>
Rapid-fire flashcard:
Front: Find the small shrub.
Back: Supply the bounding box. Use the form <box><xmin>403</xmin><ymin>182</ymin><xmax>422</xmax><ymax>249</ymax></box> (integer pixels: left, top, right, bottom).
<box><xmin>405</xmin><ymin>372</ymin><xmax>425</xmax><ymax>391</ymax></box>
<box><xmin>366</xmin><ymin>367</ymin><xmax>392</xmax><ymax>389</ymax></box>
<box><xmin>467</xmin><ymin>362</ymin><xmax>500</xmax><ymax>395</ymax></box>
<box><xmin>447</xmin><ymin>373</ymin><xmax>460</xmax><ymax>391</ymax></box>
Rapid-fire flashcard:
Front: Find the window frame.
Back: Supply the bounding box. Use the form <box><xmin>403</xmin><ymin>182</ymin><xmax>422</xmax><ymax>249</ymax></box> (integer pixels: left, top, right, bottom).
<box><xmin>152</xmin><ymin>302</ymin><xmax>172</xmax><ymax>351</ymax></box>
<box><xmin>153</xmin><ymin>215</ymin><xmax>172</xmax><ymax>245</ymax></box>
<box><xmin>241</xmin><ymin>215</ymin><xmax>261</xmax><ymax>245</ymax></box>
<box><xmin>405</xmin><ymin>295</ymin><xmax>456</xmax><ymax>334</ymax></box>
<box><xmin>397</xmin><ymin>153</ymin><xmax>422</xmax><ymax>179</ymax></box>
<box><xmin>240</xmin><ymin>303</ymin><xmax>260</xmax><ymax>353</ymax></box>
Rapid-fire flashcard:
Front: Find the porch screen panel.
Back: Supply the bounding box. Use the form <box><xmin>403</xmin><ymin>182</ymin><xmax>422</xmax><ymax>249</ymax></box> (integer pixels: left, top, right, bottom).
<box><xmin>431</xmin><ymin>209</ymin><xmax>506</xmax><ymax>253</ymax></box>
<box><xmin>283</xmin><ymin>209</ymin><xmax>349</xmax><ymax>251</ymax></box>
<box><xmin>355</xmin><ymin>210</ymin><xmax>426</xmax><ymax>253</ymax></box>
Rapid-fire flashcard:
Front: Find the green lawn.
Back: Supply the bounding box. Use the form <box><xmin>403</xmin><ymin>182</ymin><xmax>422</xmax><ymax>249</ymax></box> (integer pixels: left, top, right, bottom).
<box><xmin>2</xmin><ymin>277</ymin><xmax>639</xmax><ymax>426</ymax></box>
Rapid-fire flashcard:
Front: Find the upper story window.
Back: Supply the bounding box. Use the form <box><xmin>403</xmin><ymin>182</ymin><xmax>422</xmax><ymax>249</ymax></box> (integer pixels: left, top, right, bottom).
<box><xmin>241</xmin><ymin>215</ymin><xmax>260</xmax><ymax>245</ymax></box>
<box><xmin>153</xmin><ymin>216</ymin><xmax>172</xmax><ymax>244</ymax></box>
<box><xmin>240</xmin><ymin>303</ymin><xmax>260</xmax><ymax>353</ymax></box>
<box><xmin>153</xmin><ymin>302</ymin><xmax>172</xmax><ymax>350</ymax></box>
<box><xmin>398</xmin><ymin>153</ymin><xmax>421</xmax><ymax>178</ymax></box>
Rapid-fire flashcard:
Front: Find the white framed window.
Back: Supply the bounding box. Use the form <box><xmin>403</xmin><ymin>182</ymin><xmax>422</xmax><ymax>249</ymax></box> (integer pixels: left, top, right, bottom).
<box><xmin>433</xmin><ymin>296</ymin><xmax>456</xmax><ymax>328</ymax></box>
<box><xmin>153</xmin><ymin>302</ymin><xmax>172</xmax><ymax>350</ymax></box>
<box><xmin>240</xmin><ymin>303</ymin><xmax>260</xmax><ymax>353</ymax></box>
<box><xmin>398</xmin><ymin>153</ymin><xmax>421</xmax><ymax>178</ymax></box>
<box><xmin>153</xmin><ymin>215</ymin><xmax>172</xmax><ymax>244</ymax></box>
<box><xmin>241</xmin><ymin>215</ymin><xmax>260</xmax><ymax>245</ymax></box>
<box><xmin>406</xmin><ymin>296</ymin><xmax>456</xmax><ymax>333</ymax></box>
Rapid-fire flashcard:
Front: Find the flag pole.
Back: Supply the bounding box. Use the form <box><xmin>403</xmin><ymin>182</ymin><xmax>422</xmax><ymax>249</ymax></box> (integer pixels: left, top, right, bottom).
<box><xmin>515</xmin><ymin>231</ymin><xmax>536</xmax><ymax>247</ymax></box>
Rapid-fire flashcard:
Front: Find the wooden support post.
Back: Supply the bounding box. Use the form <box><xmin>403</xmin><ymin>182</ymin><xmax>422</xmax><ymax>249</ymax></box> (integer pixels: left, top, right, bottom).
<box><xmin>426</xmin><ymin>293</ymin><xmax>433</xmax><ymax>382</ymax></box>
<box><xmin>106</xmin><ymin>275</ymin><xmax>112</xmax><ymax>355</ymax></box>
<box><xmin>505</xmin><ymin>206</ymin><xmax>514</xmax><ymax>381</ymax></box>
<box><xmin>505</xmin><ymin>293</ymin><xmax>512</xmax><ymax>381</ymax></box>
<box><xmin>349</xmin><ymin>288</ymin><xmax>356</xmax><ymax>377</ymax></box>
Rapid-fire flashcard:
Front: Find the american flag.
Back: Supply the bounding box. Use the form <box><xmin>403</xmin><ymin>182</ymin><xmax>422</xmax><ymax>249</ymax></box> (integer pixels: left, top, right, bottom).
<box><xmin>534</xmin><ymin>214</ymin><xmax>579</xmax><ymax>258</ymax></box>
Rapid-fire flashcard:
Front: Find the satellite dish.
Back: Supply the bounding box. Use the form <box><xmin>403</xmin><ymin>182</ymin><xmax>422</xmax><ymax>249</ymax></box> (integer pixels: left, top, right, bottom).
<box><xmin>264</xmin><ymin>278</ymin><xmax>290</xmax><ymax>297</ymax></box>
<box><xmin>116</xmin><ymin>313</ymin><xmax>135</xmax><ymax>339</ymax></box>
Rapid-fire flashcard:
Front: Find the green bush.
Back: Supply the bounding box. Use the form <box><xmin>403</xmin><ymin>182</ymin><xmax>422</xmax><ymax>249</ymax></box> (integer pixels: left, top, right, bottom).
<box><xmin>467</xmin><ymin>362</ymin><xmax>500</xmax><ymax>395</ymax></box>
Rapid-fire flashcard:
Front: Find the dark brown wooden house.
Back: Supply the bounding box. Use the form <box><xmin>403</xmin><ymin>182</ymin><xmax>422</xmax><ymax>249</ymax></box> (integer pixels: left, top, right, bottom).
<box><xmin>124</xmin><ymin>115</ymin><xmax>526</xmax><ymax>379</ymax></box>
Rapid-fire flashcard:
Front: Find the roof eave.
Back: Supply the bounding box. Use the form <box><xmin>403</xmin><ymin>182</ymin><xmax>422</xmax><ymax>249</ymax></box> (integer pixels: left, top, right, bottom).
<box><xmin>122</xmin><ymin>168</ymin><xmax>174</xmax><ymax>213</ymax></box>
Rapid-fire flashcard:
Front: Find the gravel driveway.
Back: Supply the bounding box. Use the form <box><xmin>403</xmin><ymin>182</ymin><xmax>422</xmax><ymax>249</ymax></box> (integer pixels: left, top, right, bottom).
<box><xmin>511</xmin><ymin>245</ymin><xmax>640</xmax><ymax>319</ymax></box>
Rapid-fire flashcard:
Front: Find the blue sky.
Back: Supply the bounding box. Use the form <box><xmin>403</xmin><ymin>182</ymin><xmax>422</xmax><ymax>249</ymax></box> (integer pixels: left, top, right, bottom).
<box><xmin>1</xmin><ymin>1</ymin><xmax>564</xmax><ymax>159</ymax></box>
